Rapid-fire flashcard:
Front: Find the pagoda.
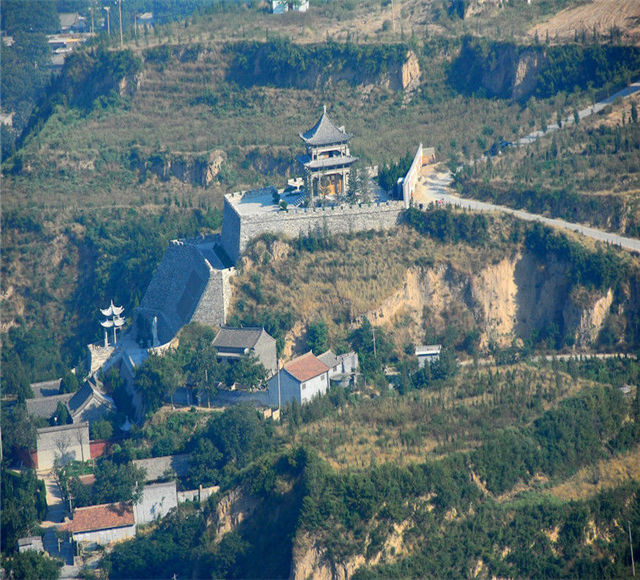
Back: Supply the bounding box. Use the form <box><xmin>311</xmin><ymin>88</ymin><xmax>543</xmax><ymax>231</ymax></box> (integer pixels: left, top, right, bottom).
<box><xmin>297</xmin><ymin>106</ymin><xmax>358</xmax><ymax>199</ymax></box>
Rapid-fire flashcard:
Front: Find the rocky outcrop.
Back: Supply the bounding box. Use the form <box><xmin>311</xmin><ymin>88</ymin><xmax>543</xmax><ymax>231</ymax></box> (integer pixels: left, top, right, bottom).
<box><xmin>291</xmin><ymin>522</ymin><xmax>409</xmax><ymax>579</ymax></box>
<box><xmin>136</xmin><ymin>150</ymin><xmax>226</xmax><ymax>186</ymax></box>
<box><xmin>215</xmin><ymin>487</ymin><xmax>259</xmax><ymax>541</ymax></box>
<box><xmin>563</xmin><ymin>288</ymin><xmax>614</xmax><ymax>347</ymax></box>
<box><xmin>512</xmin><ymin>49</ymin><xmax>543</xmax><ymax>100</ymax></box>
<box><xmin>399</xmin><ymin>50</ymin><xmax>421</xmax><ymax>92</ymax></box>
<box><xmin>366</xmin><ymin>252</ymin><xmax>614</xmax><ymax>350</ymax></box>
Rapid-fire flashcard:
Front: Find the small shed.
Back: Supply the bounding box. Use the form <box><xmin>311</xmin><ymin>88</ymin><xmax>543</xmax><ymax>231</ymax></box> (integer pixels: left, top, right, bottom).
<box><xmin>17</xmin><ymin>536</ymin><xmax>44</xmax><ymax>553</ymax></box>
<box><xmin>415</xmin><ymin>344</ymin><xmax>441</xmax><ymax>368</ymax></box>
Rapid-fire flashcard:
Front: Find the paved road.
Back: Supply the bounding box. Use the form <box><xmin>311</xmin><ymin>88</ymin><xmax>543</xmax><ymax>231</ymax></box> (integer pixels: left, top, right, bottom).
<box><xmin>419</xmin><ymin>80</ymin><xmax>640</xmax><ymax>254</ymax></box>
<box><xmin>421</xmin><ymin>175</ymin><xmax>640</xmax><ymax>254</ymax></box>
<box><xmin>518</xmin><ymin>81</ymin><xmax>640</xmax><ymax>146</ymax></box>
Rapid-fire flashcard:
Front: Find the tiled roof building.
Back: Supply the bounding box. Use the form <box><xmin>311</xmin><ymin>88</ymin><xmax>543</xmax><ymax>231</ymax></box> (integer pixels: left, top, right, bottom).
<box><xmin>267</xmin><ymin>351</ymin><xmax>330</xmax><ymax>407</ymax></box>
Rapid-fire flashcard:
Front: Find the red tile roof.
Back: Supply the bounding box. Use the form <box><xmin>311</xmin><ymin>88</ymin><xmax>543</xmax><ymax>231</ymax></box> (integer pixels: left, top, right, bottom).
<box><xmin>284</xmin><ymin>352</ymin><xmax>329</xmax><ymax>383</ymax></box>
<box><xmin>59</xmin><ymin>502</ymin><xmax>134</xmax><ymax>533</ymax></box>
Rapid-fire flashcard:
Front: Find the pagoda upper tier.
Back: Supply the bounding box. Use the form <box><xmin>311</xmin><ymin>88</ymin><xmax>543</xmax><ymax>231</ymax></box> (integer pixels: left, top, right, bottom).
<box><xmin>299</xmin><ymin>107</ymin><xmax>353</xmax><ymax>147</ymax></box>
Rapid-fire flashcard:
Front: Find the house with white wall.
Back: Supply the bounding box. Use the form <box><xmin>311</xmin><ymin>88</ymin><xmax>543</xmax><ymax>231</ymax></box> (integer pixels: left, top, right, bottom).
<box><xmin>59</xmin><ymin>502</ymin><xmax>136</xmax><ymax>546</ymax></box>
<box><xmin>267</xmin><ymin>351</ymin><xmax>329</xmax><ymax>407</ymax></box>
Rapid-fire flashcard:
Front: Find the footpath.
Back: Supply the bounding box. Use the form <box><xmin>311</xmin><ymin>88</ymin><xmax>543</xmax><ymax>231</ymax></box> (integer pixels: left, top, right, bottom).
<box><xmin>40</xmin><ymin>472</ymin><xmax>79</xmax><ymax>579</ymax></box>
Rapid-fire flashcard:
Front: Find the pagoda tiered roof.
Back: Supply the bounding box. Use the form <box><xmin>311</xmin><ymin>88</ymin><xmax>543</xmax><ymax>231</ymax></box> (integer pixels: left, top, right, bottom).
<box><xmin>300</xmin><ymin>108</ymin><xmax>352</xmax><ymax>146</ymax></box>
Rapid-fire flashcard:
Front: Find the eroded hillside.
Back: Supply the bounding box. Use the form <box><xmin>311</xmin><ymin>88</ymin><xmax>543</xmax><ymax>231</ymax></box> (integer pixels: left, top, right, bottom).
<box><xmin>229</xmin><ymin>211</ymin><xmax>638</xmax><ymax>357</ymax></box>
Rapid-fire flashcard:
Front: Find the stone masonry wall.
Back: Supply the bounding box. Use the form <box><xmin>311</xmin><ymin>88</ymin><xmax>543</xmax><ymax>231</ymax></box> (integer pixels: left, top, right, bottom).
<box><xmin>222</xmin><ymin>194</ymin><xmax>405</xmax><ymax>263</ymax></box>
<box><xmin>192</xmin><ymin>264</ymin><xmax>235</xmax><ymax>328</ymax></box>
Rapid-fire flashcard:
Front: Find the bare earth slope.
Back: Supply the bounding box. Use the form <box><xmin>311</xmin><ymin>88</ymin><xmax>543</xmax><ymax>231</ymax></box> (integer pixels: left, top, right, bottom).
<box><xmin>530</xmin><ymin>0</ymin><xmax>640</xmax><ymax>43</ymax></box>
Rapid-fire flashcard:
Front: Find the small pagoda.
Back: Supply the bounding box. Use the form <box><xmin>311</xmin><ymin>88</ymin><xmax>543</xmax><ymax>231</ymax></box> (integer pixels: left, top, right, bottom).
<box><xmin>297</xmin><ymin>106</ymin><xmax>358</xmax><ymax>199</ymax></box>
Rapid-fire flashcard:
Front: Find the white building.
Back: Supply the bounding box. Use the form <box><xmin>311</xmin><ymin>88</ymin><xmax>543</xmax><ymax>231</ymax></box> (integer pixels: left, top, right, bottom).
<box><xmin>267</xmin><ymin>351</ymin><xmax>329</xmax><ymax>407</ymax></box>
<box><xmin>135</xmin><ymin>481</ymin><xmax>178</xmax><ymax>525</ymax></box>
<box><xmin>415</xmin><ymin>344</ymin><xmax>442</xmax><ymax>368</ymax></box>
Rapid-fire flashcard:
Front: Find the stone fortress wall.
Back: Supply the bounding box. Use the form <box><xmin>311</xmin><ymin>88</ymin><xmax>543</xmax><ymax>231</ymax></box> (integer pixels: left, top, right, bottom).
<box><xmin>222</xmin><ymin>193</ymin><xmax>407</xmax><ymax>263</ymax></box>
<box><xmin>136</xmin><ymin>236</ymin><xmax>234</xmax><ymax>345</ymax></box>
<box><xmin>221</xmin><ymin>146</ymin><xmax>423</xmax><ymax>262</ymax></box>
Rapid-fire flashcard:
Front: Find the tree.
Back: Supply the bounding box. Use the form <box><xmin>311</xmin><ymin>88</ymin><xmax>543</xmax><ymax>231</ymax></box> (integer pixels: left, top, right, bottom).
<box><xmin>227</xmin><ymin>355</ymin><xmax>268</xmax><ymax>388</ymax></box>
<box><xmin>349</xmin><ymin>318</ymin><xmax>394</xmax><ymax>381</ymax></box>
<box><xmin>90</xmin><ymin>418</ymin><xmax>114</xmax><ymax>440</ymax></box>
<box><xmin>0</xmin><ymin>551</ymin><xmax>61</xmax><ymax>579</ymax></box>
<box><xmin>59</xmin><ymin>371</ymin><xmax>79</xmax><ymax>394</ymax></box>
<box><xmin>92</xmin><ymin>459</ymin><xmax>146</xmax><ymax>505</ymax></box>
<box><xmin>134</xmin><ymin>353</ymin><xmax>184</xmax><ymax>413</ymax></box>
<box><xmin>1</xmin><ymin>404</ymin><xmax>36</xmax><ymax>463</ymax></box>
<box><xmin>50</xmin><ymin>402</ymin><xmax>71</xmax><ymax>426</ymax></box>
<box><xmin>306</xmin><ymin>320</ymin><xmax>329</xmax><ymax>354</ymax></box>
<box><xmin>1</xmin><ymin>466</ymin><xmax>47</xmax><ymax>553</ymax></box>
<box><xmin>631</xmin><ymin>101</ymin><xmax>638</xmax><ymax>124</ymax></box>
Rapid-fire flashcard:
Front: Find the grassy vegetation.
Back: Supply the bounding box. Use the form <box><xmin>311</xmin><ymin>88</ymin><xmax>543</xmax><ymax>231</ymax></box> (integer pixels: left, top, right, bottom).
<box><xmin>457</xmin><ymin>95</ymin><xmax>640</xmax><ymax>235</ymax></box>
<box><xmin>96</xmin><ymin>353</ymin><xmax>640</xmax><ymax>578</ymax></box>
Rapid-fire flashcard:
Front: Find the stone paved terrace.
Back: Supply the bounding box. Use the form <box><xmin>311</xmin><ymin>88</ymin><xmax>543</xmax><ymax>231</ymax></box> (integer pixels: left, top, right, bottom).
<box><xmin>226</xmin><ymin>178</ymin><xmax>389</xmax><ymax>217</ymax></box>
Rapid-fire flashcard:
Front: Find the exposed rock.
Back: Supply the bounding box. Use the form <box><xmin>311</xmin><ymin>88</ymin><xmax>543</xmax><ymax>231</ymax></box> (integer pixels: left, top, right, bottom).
<box><xmin>290</xmin><ymin>533</ymin><xmax>365</xmax><ymax>580</ymax></box>
<box><xmin>365</xmin><ymin>253</ymin><xmax>615</xmax><ymax>350</ymax></box>
<box><xmin>563</xmin><ymin>288</ymin><xmax>614</xmax><ymax>346</ymax></box>
<box><xmin>141</xmin><ymin>150</ymin><xmax>226</xmax><ymax>186</ymax></box>
<box><xmin>399</xmin><ymin>50</ymin><xmax>421</xmax><ymax>92</ymax></box>
<box><xmin>512</xmin><ymin>49</ymin><xmax>544</xmax><ymax>100</ymax></box>
<box><xmin>215</xmin><ymin>487</ymin><xmax>259</xmax><ymax>541</ymax></box>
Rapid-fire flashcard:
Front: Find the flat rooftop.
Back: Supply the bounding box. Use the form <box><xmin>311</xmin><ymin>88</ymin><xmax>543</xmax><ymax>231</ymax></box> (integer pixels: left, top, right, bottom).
<box><xmin>226</xmin><ymin>178</ymin><xmax>391</xmax><ymax>217</ymax></box>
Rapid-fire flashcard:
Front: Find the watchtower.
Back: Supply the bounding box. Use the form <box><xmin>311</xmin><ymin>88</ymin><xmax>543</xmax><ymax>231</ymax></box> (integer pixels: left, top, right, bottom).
<box><xmin>297</xmin><ymin>106</ymin><xmax>357</xmax><ymax>199</ymax></box>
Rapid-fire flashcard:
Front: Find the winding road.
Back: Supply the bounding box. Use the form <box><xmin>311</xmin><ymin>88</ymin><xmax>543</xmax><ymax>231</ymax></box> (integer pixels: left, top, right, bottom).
<box><xmin>419</xmin><ymin>81</ymin><xmax>640</xmax><ymax>255</ymax></box>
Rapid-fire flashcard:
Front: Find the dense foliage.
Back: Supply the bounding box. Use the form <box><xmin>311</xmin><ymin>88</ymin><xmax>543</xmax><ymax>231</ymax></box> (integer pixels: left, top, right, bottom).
<box><xmin>523</xmin><ymin>222</ymin><xmax>629</xmax><ymax>292</ymax></box>
<box><xmin>450</xmin><ymin>37</ymin><xmax>640</xmax><ymax>100</ymax></box>
<box><xmin>186</xmin><ymin>405</ymin><xmax>275</xmax><ymax>488</ymax></box>
<box><xmin>1</xmin><ymin>467</ymin><xmax>47</xmax><ymax>553</ymax></box>
<box><xmin>405</xmin><ymin>205</ymin><xmax>489</xmax><ymax>245</ymax></box>
<box><xmin>0</xmin><ymin>550</ymin><xmax>61</xmax><ymax>580</ymax></box>
<box><xmin>378</xmin><ymin>151</ymin><xmax>414</xmax><ymax>193</ymax></box>
<box><xmin>227</xmin><ymin>39</ymin><xmax>409</xmax><ymax>88</ymax></box>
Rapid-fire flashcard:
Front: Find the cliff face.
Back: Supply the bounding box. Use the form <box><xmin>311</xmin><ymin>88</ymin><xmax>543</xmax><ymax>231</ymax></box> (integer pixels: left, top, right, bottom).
<box><xmin>133</xmin><ymin>150</ymin><xmax>226</xmax><ymax>186</ymax></box>
<box><xmin>367</xmin><ymin>252</ymin><xmax>613</xmax><ymax>349</ymax></box>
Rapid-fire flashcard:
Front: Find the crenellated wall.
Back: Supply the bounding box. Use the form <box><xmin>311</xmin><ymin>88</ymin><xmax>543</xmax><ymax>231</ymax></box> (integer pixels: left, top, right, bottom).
<box><xmin>222</xmin><ymin>193</ymin><xmax>406</xmax><ymax>263</ymax></box>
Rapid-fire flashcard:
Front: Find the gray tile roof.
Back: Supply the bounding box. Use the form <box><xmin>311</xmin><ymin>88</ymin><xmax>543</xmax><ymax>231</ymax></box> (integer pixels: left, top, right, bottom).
<box><xmin>26</xmin><ymin>393</ymin><xmax>73</xmax><ymax>419</ymax></box>
<box><xmin>133</xmin><ymin>454</ymin><xmax>191</xmax><ymax>482</ymax></box>
<box><xmin>68</xmin><ymin>383</ymin><xmax>94</xmax><ymax>414</ymax></box>
<box><xmin>317</xmin><ymin>350</ymin><xmax>339</xmax><ymax>370</ymax></box>
<box><xmin>213</xmin><ymin>327</ymin><xmax>269</xmax><ymax>350</ymax></box>
<box><xmin>30</xmin><ymin>379</ymin><xmax>62</xmax><ymax>398</ymax></box>
<box><xmin>300</xmin><ymin>110</ymin><xmax>352</xmax><ymax>146</ymax></box>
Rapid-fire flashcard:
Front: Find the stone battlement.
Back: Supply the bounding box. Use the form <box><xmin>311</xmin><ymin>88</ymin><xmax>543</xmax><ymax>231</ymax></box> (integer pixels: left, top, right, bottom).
<box><xmin>222</xmin><ymin>194</ymin><xmax>405</xmax><ymax>263</ymax></box>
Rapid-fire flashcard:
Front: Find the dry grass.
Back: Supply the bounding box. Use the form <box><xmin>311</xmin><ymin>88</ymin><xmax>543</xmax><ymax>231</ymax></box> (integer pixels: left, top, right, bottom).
<box><xmin>285</xmin><ymin>361</ymin><xmax>601</xmax><ymax>472</ymax></box>
<box><xmin>230</xmin><ymin>224</ymin><xmax>508</xmax><ymax>346</ymax></box>
<box><xmin>548</xmin><ymin>444</ymin><xmax>640</xmax><ymax>501</ymax></box>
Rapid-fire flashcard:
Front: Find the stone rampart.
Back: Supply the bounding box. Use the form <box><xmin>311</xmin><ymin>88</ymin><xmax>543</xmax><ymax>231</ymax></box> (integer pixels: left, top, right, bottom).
<box><xmin>403</xmin><ymin>143</ymin><xmax>423</xmax><ymax>209</ymax></box>
<box><xmin>222</xmin><ymin>195</ymin><xmax>405</xmax><ymax>263</ymax></box>
<box><xmin>137</xmin><ymin>238</ymin><xmax>234</xmax><ymax>345</ymax></box>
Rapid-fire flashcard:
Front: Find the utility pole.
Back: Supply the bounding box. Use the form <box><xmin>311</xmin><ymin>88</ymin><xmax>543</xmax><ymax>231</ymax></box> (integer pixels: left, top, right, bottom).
<box><xmin>104</xmin><ymin>6</ymin><xmax>111</xmax><ymax>36</ymax></box>
<box><xmin>372</xmin><ymin>326</ymin><xmax>377</xmax><ymax>358</ymax></box>
<box><xmin>391</xmin><ymin>0</ymin><xmax>396</xmax><ymax>34</ymax></box>
<box><xmin>117</xmin><ymin>0</ymin><xmax>124</xmax><ymax>47</ymax></box>
<box><xmin>277</xmin><ymin>357</ymin><xmax>281</xmax><ymax>411</ymax></box>
<box><xmin>630</xmin><ymin>521</ymin><xmax>636</xmax><ymax>577</ymax></box>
